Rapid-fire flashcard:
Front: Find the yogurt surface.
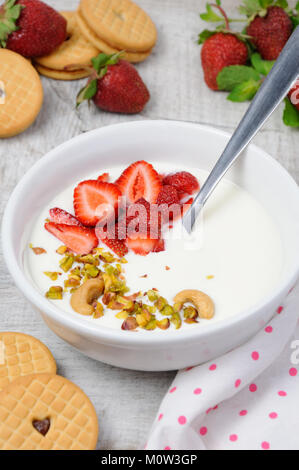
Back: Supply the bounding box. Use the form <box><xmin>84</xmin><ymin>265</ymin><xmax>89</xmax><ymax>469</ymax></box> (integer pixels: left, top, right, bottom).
<box><xmin>24</xmin><ymin>163</ymin><xmax>284</xmax><ymax>332</ymax></box>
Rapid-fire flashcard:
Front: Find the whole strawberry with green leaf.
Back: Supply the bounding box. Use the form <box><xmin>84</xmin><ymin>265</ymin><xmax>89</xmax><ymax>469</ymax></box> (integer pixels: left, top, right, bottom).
<box><xmin>77</xmin><ymin>52</ymin><xmax>150</xmax><ymax>114</ymax></box>
<box><xmin>199</xmin><ymin>2</ymin><xmax>249</xmax><ymax>90</ymax></box>
<box><xmin>0</xmin><ymin>0</ymin><xmax>67</xmax><ymax>58</ymax></box>
<box><xmin>240</xmin><ymin>0</ymin><xmax>294</xmax><ymax>60</ymax></box>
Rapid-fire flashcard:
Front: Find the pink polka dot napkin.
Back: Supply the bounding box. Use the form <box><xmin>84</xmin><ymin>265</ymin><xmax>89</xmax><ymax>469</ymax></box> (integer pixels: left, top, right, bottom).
<box><xmin>146</xmin><ymin>284</ymin><xmax>299</xmax><ymax>450</ymax></box>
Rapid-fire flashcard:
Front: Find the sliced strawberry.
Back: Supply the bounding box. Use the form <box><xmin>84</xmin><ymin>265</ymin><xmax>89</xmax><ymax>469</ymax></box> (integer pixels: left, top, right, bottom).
<box><xmin>49</xmin><ymin>208</ymin><xmax>82</xmax><ymax>226</ymax></box>
<box><xmin>45</xmin><ymin>222</ymin><xmax>98</xmax><ymax>255</ymax></box>
<box><xmin>96</xmin><ymin>223</ymin><xmax>128</xmax><ymax>257</ymax></box>
<box><xmin>163</xmin><ymin>172</ymin><xmax>200</xmax><ymax>195</ymax></box>
<box><xmin>97</xmin><ymin>172</ymin><xmax>109</xmax><ymax>182</ymax></box>
<box><xmin>127</xmin><ymin>233</ymin><xmax>165</xmax><ymax>256</ymax></box>
<box><xmin>100</xmin><ymin>237</ymin><xmax>128</xmax><ymax>258</ymax></box>
<box><xmin>116</xmin><ymin>161</ymin><xmax>161</xmax><ymax>204</ymax></box>
<box><xmin>74</xmin><ymin>180</ymin><xmax>121</xmax><ymax>227</ymax></box>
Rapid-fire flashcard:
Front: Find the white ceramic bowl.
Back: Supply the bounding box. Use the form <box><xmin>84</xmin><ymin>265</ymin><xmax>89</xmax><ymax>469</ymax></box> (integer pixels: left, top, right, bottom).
<box><xmin>2</xmin><ymin>120</ymin><xmax>299</xmax><ymax>371</ymax></box>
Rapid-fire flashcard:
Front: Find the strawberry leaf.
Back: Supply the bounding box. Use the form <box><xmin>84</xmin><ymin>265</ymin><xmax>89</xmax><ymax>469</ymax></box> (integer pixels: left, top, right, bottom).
<box><xmin>200</xmin><ymin>3</ymin><xmax>224</xmax><ymax>23</ymax></box>
<box><xmin>251</xmin><ymin>52</ymin><xmax>275</xmax><ymax>75</ymax></box>
<box><xmin>76</xmin><ymin>79</ymin><xmax>97</xmax><ymax>108</ymax></box>
<box><xmin>283</xmin><ymin>98</ymin><xmax>299</xmax><ymax>127</ymax></box>
<box><xmin>0</xmin><ymin>0</ymin><xmax>24</xmax><ymax>48</ymax></box>
<box><xmin>217</xmin><ymin>65</ymin><xmax>260</xmax><ymax>91</ymax></box>
<box><xmin>227</xmin><ymin>79</ymin><xmax>261</xmax><ymax>101</ymax></box>
<box><xmin>91</xmin><ymin>52</ymin><xmax>123</xmax><ymax>77</ymax></box>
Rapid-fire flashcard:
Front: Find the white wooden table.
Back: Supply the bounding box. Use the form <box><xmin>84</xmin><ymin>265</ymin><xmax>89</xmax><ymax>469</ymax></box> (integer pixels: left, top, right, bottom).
<box><xmin>1</xmin><ymin>0</ymin><xmax>298</xmax><ymax>450</ymax></box>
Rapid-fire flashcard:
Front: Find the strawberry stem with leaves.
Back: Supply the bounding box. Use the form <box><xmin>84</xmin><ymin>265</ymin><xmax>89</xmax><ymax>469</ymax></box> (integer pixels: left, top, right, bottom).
<box><xmin>0</xmin><ymin>0</ymin><xmax>24</xmax><ymax>48</ymax></box>
<box><xmin>76</xmin><ymin>51</ymin><xmax>124</xmax><ymax>108</ymax></box>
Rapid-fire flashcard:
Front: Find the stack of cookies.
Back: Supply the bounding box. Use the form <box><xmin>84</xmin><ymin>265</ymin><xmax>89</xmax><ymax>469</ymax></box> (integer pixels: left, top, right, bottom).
<box><xmin>35</xmin><ymin>0</ymin><xmax>157</xmax><ymax>80</ymax></box>
<box><xmin>76</xmin><ymin>0</ymin><xmax>157</xmax><ymax>63</ymax></box>
<box><xmin>0</xmin><ymin>332</ymin><xmax>98</xmax><ymax>450</ymax></box>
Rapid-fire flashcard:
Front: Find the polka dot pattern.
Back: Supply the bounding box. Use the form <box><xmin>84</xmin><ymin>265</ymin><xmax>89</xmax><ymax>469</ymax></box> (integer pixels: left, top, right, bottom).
<box><xmin>147</xmin><ymin>292</ymin><xmax>299</xmax><ymax>451</ymax></box>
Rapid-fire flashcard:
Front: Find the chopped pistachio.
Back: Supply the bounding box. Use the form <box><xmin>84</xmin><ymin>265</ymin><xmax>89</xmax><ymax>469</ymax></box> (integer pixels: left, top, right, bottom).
<box><xmin>157</xmin><ymin>318</ymin><xmax>170</xmax><ymax>330</ymax></box>
<box><xmin>155</xmin><ymin>297</ymin><xmax>168</xmax><ymax>312</ymax></box>
<box><xmin>183</xmin><ymin>306</ymin><xmax>198</xmax><ymax>320</ymax></box>
<box><xmin>78</xmin><ymin>254</ymin><xmax>99</xmax><ymax>265</ymax></box>
<box><xmin>184</xmin><ymin>318</ymin><xmax>198</xmax><ymax>324</ymax></box>
<box><xmin>171</xmin><ymin>312</ymin><xmax>182</xmax><ymax>329</ymax></box>
<box><xmin>100</xmin><ymin>251</ymin><xmax>115</xmax><ymax>263</ymax></box>
<box><xmin>161</xmin><ymin>305</ymin><xmax>174</xmax><ymax>316</ymax></box>
<box><xmin>30</xmin><ymin>244</ymin><xmax>46</xmax><ymax>255</ymax></box>
<box><xmin>173</xmin><ymin>302</ymin><xmax>182</xmax><ymax>313</ymax></box>
<box><xmin>145</xmin><ymin>318</ymin><xmax>157</xmax><ymax>330</ymax></box>
<box><xmin>56</xmin><ymin>245</ymin><xmax>67</xmax><ymax>255</ymax></box>
<box><xmin>115</xmin><ymin>311</ymin><xmax>129</xmax><ymax>320</ymax></box>
<box><xmin>136</xmin><ymin>313</ymin><xmax>149</xmax><ymax>328</ymax></box>
<box><xmin>59</xmin><ymin>255</ymin><xmax>74</xmax><ymax>273</ymax></box>
<box><xmin>64</xmin><ymin>277</ymin><xmax>81</xmax><ymax>289</ymax></box>
<box><xmin>121</xmin><ymin>317</ymin><xmax>138</xmax><ymax>330</ymax></box>
<box><xmin>147</xmin><ymin>289</ymin><xmax>158</xmax><ymax>302</ymax></box>
<box><xmin>116</xmin><ymin>296</ymin><xmax>134</xmax><ymax>312</ymax></box>
<box><xmin>119</xmin><ymin>257</ymin><xmax>128</xmax><ymax>264</ymax></box>
<box><xmin>93</xmin><ymin>302</ymin><xmax>104</xmax><ymax>319</ymax></box>
<box><xmin>206</xmin><ymin>275</ymin><xmax>215</xmax><ymax>280</ymax></box>
<box><xmin>45</xmin><ymin>286</ymin><xmax>63</xmax><ymax>300</ymax></box>
<box><xmin>84</xmin><ymin>264</ymin><xmax>100</xmax><ymax>278</ymax></box>
<box><xmin>44</xmin><ymin>271</ymin><xmax>61</xmax><ymax>281</ymax></box>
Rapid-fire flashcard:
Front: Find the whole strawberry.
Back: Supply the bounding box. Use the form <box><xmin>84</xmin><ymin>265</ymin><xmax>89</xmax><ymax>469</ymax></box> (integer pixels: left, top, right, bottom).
<box><xmin>246</xmin><ymin>6</ymin><xmax>293</xmax><ymax>60</ymax></box>
<box><xmin>77</xmin><ymin>52</ymin><xmax>150</xmax><ymax>114</ymax></box>
<box><xmin>201</xmin><ymin>32</ymin><xmax>248</xmax><ymax>90</ymax></box>
<box><xmin>0</xmin><ymin>0</ymin><xmax>67</xmax><ymax>58</ymax></box>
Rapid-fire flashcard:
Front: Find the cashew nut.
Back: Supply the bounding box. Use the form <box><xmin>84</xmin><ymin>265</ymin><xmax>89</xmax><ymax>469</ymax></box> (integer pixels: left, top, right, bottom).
<box><xmin>173</xmin><ymin>289</ymin><xmax>214</xmax><ymax>319</ymax></box>
<box><xmin>70</xmin><ymin>278</ymin><xmax>104</xmax><ymax>316</ymax></box>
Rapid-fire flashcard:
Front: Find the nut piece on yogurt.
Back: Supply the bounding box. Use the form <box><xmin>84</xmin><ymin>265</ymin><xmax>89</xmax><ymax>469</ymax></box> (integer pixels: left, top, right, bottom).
<box><xmin>70</xmin><ymin>277</ymin><xmax>104</xmax><ymax>316</ymax></box>
<box><xmin>173</xmin><ymin>290</ymin><xmax>214</xmax><ymax>320</ymax></box>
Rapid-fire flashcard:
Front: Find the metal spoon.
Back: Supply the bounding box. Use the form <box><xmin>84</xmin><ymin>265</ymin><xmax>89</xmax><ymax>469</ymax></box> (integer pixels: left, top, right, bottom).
<box><xmin>183</xmin><ymin>26</ymin><xmax>299</xmax><ymax>233</ymax></box>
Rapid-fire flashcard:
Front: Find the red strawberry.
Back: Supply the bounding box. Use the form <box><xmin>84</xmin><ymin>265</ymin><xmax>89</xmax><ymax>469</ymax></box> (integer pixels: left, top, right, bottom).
<box><xmin>0</xmin><ymin>0</ymin><xmax>67</xmax><ymax>58</ymax></box>
<box><xmin>45</xmin><ymin>222</ymin><xmax>98</xmax><ymax>255</ymax></box>
<box><xmin>163</xmin><ymin>171</ymin><xmax>200</xmax><ymax>195</ymax></box>
<box><xmin>116</xmin><ymin>161</ymin><xmax>161</xmax><ymax>204</ymax></box>
<box><xmin>156</xmin><ymin>185</ymin><xmax>180</xmax><ymax>206</ymax></box>
<box><xmin>97</xmin><ymin>173</ymin><xmax>109</xmax><ymax>182</ymax></box>
<box><xmin>201</xmin><ymin>32</ymin><xmax>248</xmax><ymax>90</ymax></box>
<box><xmin>76</xmin><ymin>53</ymin><xmax>150</xmax><ymax>114</ymax></box>
<box><xmin>288</xmin><ymin>82</ymin><xmax>299</xmax><ymax>111</ymax></box>
<box><xmin>247</xmin><ymin>6</ymin><xmax>293</xmax><ymax>61</ymax></box>
<box><xmin>49</xmin><ymin>208</ymin><xmax>82</xmax><ymax>226</ymax></box>
<box><xmin>74</xmin><ymin>180</ymin><xmax>121</xmax><ymax>227</ymax></box>
<box><xmin>127</xmin><ymin>234</ymin><xmax>165</xmax><ymax>256</ymax></box>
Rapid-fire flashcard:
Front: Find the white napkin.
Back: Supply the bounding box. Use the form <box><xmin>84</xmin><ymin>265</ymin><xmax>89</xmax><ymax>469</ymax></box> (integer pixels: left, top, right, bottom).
<box><xmin>146</xmin><ymin>284</ymin><xmax>299</xmax><ymax>450</ymax></box>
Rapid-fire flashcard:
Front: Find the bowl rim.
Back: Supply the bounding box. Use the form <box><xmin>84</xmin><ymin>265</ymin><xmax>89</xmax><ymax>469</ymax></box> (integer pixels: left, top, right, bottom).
<box><xmin>2</xmin><ymin>120</ymin><xmax>299</xmax><ymax>347</ymax></box>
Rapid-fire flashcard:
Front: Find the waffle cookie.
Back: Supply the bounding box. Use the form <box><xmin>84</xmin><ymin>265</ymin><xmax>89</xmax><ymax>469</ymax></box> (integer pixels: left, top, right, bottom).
<box><xmin>79</xmin><ymin>0</ymin><xmax>157</xmax><ymax>58</ymax></box>
<box><xmin>0</xmin><ymin>374</ymin><xmax>98</xmax><ymax>450</ymax></box>
<box><xmin>35</xmin><ymin>11</ymin><xmax>99</xmax><ymax>75</ymax></box>
<box><xmin>35</xmin><ymin>64</ymin><xmax>90</xmax><ymax>81</ymax></box>
<box><xmin>0</xmin><ymin>332</ymin><xmax>56</xmax><ymax>391</ymax></box>
<box><xmin>0</xmin><ymin>49</ymin><xmax>43</xmax><ymax>138</ymax></box>
<box><xmin>76</xmin><ymin>8</ymin><xmax>151</xmax><ymax>63</ymax></box>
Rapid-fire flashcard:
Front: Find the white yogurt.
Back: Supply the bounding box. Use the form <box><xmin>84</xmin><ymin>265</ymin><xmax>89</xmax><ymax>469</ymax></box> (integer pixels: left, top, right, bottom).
<box><xmin>24</xmin><ymin>163</ymin><xmax>284</xmax><ymax>332</ymax></box>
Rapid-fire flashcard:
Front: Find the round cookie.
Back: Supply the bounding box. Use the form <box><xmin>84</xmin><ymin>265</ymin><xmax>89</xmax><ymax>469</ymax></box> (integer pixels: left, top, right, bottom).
<box><xmin>35</xmin><ymin>63</ymin><xmax>90</xmax><ymax>81</ymax></box>
<box><xmin>76</xmin><ymin>9</ymin><xmax>151</xmax><ymax>63</ymax></box>
<box><xmin>80</xmin><ymin>0</ymin><xmax>157</xmax><ymax>52</ymax></box>
<box><xmin>0</xmin><ymin>50</ymin><xmax>43</xmax><ymax>138</ymax></box>
<box><xmin>36</xmin><ymin>11</ymin><xmax>99</xmax><ymax>71</ymax></box>
<box><xmin>0</xmin><ymin>332</ymin><xmax>56</xmax><ymax>391</ymax></box>
<box><xmin>0</xmin><ymin>374</ymin><xmax>99</xmax><ymax>450</ymax></box>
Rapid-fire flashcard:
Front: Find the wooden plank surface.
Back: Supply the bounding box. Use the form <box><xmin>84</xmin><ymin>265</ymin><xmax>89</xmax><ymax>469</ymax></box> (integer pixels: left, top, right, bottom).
<box><xmin>0</xmin><ymin>0</ymin><xmax>298</xmax><ymax>450</ymax></box>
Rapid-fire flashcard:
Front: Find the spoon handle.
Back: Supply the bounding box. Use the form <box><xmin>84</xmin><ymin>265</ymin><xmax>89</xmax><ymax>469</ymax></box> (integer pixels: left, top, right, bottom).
<box><xmin>183</xmin><ymin>26</ymin><xmax>299</xmax><ymax>233</ymax></box>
